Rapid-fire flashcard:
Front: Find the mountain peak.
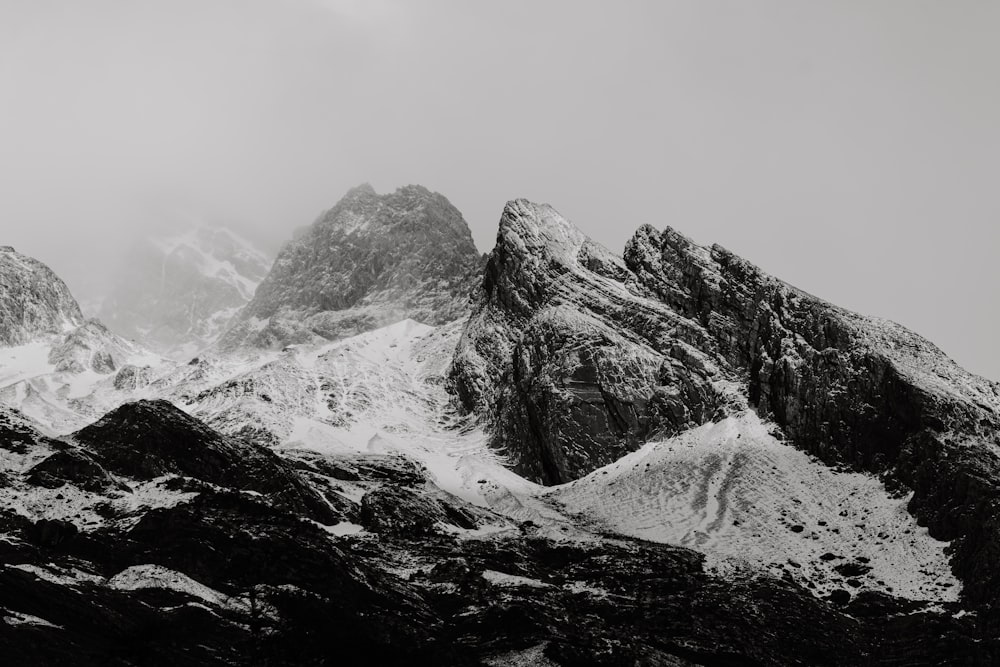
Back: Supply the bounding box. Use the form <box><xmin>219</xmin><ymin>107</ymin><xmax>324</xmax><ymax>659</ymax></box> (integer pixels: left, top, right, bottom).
<box><xmin>498</xmin><ymin>198</ymin><xmax>588</xmax><ymax>263</ymax></box>
<box><xmin>220</xmin><ymin>184</ymin><xmax>484</xmax><ymax>349</ymax></box>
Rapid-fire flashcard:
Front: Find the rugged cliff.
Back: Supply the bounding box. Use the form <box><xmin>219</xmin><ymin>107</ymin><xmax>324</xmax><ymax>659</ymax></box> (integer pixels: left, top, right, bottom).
<box><xmin>0</xmin><ymin>246</ymin><xmax>84</xmax><ymax>346</ymax></box>
<box><xmin>450</xmin><ymin>199</ymin><xmax>1000</xmax><ymax>607</ymax></box>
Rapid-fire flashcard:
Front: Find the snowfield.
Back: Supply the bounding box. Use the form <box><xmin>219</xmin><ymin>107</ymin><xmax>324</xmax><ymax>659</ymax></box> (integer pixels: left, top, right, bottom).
<box><xmin>550</xmin><ymin>411</ymin><xmax>960</xmax><ymax>602</ymax></box>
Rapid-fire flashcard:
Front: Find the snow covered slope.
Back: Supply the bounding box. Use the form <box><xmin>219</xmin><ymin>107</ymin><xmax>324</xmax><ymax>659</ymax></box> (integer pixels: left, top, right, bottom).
<box><xmin>551</xmin><ymin>411</ymin><xmax>959</xmax><ymax>602</ymax></box>
<box><xmin>174</xmin><ymin>319</ymin><xmax>540</xmax><ymax>513</ymax></box>
<box><xmin>0</xmin><ymin>247</ymin><xmax>172</xmax><ymax>432</ymax></box>
<box><xmin>174</xmin><ymin>318</ymin><xmax>959</xmax><ymax>605</ymax></box>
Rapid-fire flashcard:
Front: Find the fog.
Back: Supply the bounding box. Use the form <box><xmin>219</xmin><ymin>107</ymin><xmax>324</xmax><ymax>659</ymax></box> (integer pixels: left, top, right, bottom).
<box><xmin>1</xmin><ymin>1</ymin><xmax>998</xmax><ymax>380</ymax></box>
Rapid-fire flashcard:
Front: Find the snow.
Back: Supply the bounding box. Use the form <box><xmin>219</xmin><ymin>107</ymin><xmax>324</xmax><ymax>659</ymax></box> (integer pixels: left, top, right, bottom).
<box><xmin>0</xmin><ymin>341</ymin><xmax>55</xmax><ymax>388</ymax></box>
<box><xmin>0</xmin><ymin>315</ymin><xmax>967</xmax><ymax>608</ymax></box>
<box><xmin>0</xmin><ymin>475</ymin><xmax>198</xmax><ymax>532</ymax></box>
<box><xmin>2</xmin><ymin>609</ymin><xmax>62</xmax><ymax>629</ymax></box>
<box><xmin>481</xmin><ymin>570</ymin><xmax>552</xmax><ymax>589</ymax></box>
<box><xmin>186</xmin><ymin>318</ymin><xmax>546</xmax><ymax>514</ymax></box>
<box><xmin>0</xmin><ymin>326</ymin><xmax>173</xmax><ymax>434</ymax></box>
<box><xmin>109</xmin><ymin>564</ymin><xmax>246</xmax><ymax>611</ymax></box>
<box><xmin>322</xmin><ymin>521</ymin><xmax>365</xmax><ymax>537</ymax></box>
<box><xmin>550</xmin><ymin>411</ymin><xmax>961</xmax><ymax>602</ymax></box>
<box><xmin>8</xmin><ymin>563</ymin><xmax>104</xmax><ymax>587</ymax></box>
<box><xmin>484</xmin><ymin>643</ymin><xmax>558</xmax><ymax>667</ymax></box>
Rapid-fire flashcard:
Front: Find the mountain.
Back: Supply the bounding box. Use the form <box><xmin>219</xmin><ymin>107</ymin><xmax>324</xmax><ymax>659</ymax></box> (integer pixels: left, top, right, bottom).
<box><xmin>450</xmin><ymin>198</ymin><xmax>1000</xmax><ymax>606</ymax></box>
<box><xmin>1</xmin><ymin>197</ymin><xmax>998</xmax><ymax>664</ymax></box>
<box><xmin>218</xmin><ymin>184</ymin><xmax>484</xmax><ymax>350</ymax></box>
<box><xmin>0</xmin><ymin>245</ymin><xmax>84</xmax><ymax>346</ymax></box>
<box><xmin>0</xmin><ymin>247</ymin><xmax>169</xmax><ymax>432</ymax></box>
<box><xmin>99</xmin><ymin>226</ymin><xmax>272</xmax><ymax>359</ymax></box>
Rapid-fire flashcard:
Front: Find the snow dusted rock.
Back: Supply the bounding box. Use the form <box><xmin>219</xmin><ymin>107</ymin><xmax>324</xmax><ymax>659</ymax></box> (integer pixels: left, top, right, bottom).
<box><xmin>47</xmin><ymin>319</ymin><xmax>138</xmax><ymax>374</ymax></box>
<box><xmin>0</xmin><ymin>247</ymin><xmax>173</xmax><ymax>432</ymax></box>
<box><xmin>218</xmin><ymin>184</ymin><xmax>484</xmax><ymax>350</ymax></box>
<box><xmin>452</xmin><ymin>198</ymin><xmax>1000</xmax><ymax>609</ymax></box>
<box><xmin>0</xmin><ymin>246</ymin><xmax>84</xmax><ymax>346</ymax></box>
<box><xmin>99</xmin><ymin>226</ymin><xmax>272</xmax><ymax>359</ymax></box>
<box><xmin>450</xmin><ymin>200</ymin><xmax>732</xmax><ymax>485</ymax></box>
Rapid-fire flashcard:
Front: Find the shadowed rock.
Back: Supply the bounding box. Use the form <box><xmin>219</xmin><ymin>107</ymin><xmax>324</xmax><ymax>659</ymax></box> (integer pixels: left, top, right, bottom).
<box><xmin>72</xmin><ymin>399</ymin><xmax>338</xmax><ymax>523</ymax></box>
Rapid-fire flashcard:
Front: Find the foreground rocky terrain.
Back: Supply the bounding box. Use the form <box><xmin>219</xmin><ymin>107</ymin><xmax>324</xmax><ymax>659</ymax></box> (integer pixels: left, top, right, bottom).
<box><xmin>0</xmin><ymin>191</ymin><xmax>998</xmax><ymax>665</ymax></box>
<box><xmin>1</xmin><ymin>400</ymin><xmax>996</xmax><ymax>665</ymax></box>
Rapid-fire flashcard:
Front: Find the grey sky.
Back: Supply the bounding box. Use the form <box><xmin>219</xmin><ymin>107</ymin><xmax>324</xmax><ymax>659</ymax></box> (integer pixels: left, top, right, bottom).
<box><xmin>1</xmin><ymin>1</ymin><xmax>997</xmax><ymax>380</ymax></box>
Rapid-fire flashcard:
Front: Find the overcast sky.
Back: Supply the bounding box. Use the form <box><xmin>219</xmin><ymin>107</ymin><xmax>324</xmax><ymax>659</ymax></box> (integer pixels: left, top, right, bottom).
<box><xmin>1</xmin><ymin>1</ymin><xmax>997</xmax><ymax>380</ymax></box>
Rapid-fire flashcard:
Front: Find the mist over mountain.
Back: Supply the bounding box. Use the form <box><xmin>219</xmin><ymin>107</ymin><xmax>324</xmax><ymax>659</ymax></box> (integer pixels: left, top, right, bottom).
<box><xmin>98</xmin><ymin>226</ymin><xmax>272</xmax><ymax>359</ymax></box>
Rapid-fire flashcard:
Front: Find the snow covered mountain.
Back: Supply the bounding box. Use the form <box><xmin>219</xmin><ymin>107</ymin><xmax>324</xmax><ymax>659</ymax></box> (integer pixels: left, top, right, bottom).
<box><xmin>0</xmin><ymin>247</ymin><xmax>170</xmax><ymax>432</ymax></box>
<box><xmin>218</xmin><ymin>184</ymin><xmax>484</xmax><ymax>350</ymax></box>
<box><xmin>99</xmin><ymin>226</ymin><xmax>272</xmax><ymax>360</ymax></box>
<box><xmin>450</xmin><ymin>198</ymin><xmax>1000</xmax><ymax>608</ymax></box>
<box><xmin>1</xmin><ymin>196</ymin><xmax>998</xmax><ymax>665</ymax></box>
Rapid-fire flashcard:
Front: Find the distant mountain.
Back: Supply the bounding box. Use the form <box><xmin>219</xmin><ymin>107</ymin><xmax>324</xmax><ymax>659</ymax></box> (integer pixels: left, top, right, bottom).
<box><xmin>99</xmin><ymin>226</ymin><xmax>272</xmax><ymax>359</ymax></box>
<box><xmin>218</xmin><ymin>184</ymin><xmax>484</xmax><ymax>350</ymax></box>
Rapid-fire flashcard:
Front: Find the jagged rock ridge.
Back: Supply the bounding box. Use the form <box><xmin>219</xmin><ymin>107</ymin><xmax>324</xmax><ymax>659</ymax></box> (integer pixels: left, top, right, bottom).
<box><xmin>219</xmin><ymin>184</ymin><xmax>484</xmax><ymax>349</ymax></box>
<box><xmin>449</xmin><ymin>198</ymin><xmax>1000</xmax><ymax>607</ymax></box>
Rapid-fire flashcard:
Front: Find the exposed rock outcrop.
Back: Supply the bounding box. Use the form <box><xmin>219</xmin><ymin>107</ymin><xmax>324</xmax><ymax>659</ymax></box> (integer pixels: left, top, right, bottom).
<box><xmin>0</xmin><ymin>246</ymin><xmax>83</xmax><ymax>346</ymax></box>
<box><xmin>72</xmin><ymin>399</ymin><xmax>336</xmax><ymax>523</ymax></box>
<box><xmin>450</xmin><ymin>200</ymin><xmax>732</xmax><ymax>485</ymax></box>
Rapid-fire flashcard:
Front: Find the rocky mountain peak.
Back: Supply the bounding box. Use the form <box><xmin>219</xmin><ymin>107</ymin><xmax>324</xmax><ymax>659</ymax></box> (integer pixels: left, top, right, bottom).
<box><xmin>451</xmin><ymin>198</ymin><xmax>1000</xmax><ymax>607</ymax></box>
<box><xmin>0</xmin><ymin>246</ymin><xmax>84</xmax><ymax>346</ymax></box>
<box><xmin>219</xmin><ymin>184</ymin><xmax>484</xmax><ymax>349</ymax></box>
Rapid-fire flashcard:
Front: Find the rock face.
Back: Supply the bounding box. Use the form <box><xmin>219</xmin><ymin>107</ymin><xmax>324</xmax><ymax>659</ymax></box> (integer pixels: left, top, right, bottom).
<box><xmin>219</xmin><ymin>184</ymin><xmax>484</xmax><ymax>349</ymax></box>
<box><xmin>99</xmin><ymin>226</ymin><xmax>272</xmax><ymax>359</ymax></box>
<box><xmin>450</xmin><ymin>200</ymin><xmax>733</xmax><ymax>485</ymax></box>
<box><xmin>72</xmin><ymin>399</ymin><xmax>335</xmax><ymax>523</ymax></box>
<box><xmin>0</xmin><ymin>246</ymin><xmax>84</xmax><ymax>346</ymax></box>
<box><xmin>450</xmin><ymin>198</ymin><xmax>1000</xmax><ymax>606</ymax></box>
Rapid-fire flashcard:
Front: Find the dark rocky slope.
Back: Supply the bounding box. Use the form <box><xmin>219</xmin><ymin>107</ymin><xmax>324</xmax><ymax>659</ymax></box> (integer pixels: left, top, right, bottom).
<box><xmin>1</xmin><ymin>402</ymin><xmax>996</xmax><ymax>665</ymax></box>
<box><xmin>449</xmin><ymin>199</ymin><xmax>1000</xmax><ymax>608</ymax></box>
<box><xmin>71</xmin><ymin>400</ymin><xmax>336</xmax><ymax>523</ymax></box>
<box><xmin>219</xmin><ymin>184</ymin><xmax>484</xmax><ymax>349</ymax></box>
